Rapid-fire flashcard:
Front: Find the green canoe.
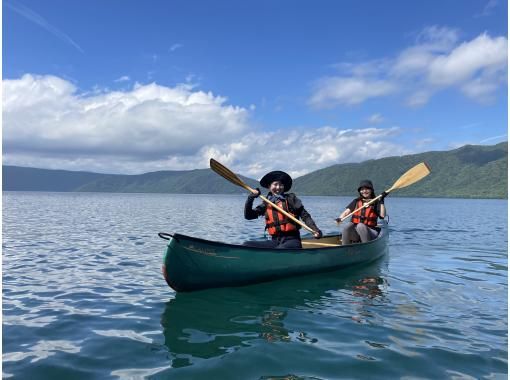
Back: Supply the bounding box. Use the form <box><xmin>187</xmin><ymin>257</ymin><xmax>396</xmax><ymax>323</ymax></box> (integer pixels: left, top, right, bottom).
<box><xmin>159</xmin><ymin>221</ymin><xmax>389</xmax><ymax>292</ymax></box>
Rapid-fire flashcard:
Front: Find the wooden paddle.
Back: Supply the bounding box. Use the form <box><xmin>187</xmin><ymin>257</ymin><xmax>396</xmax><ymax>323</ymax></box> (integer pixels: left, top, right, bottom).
<box><xmin>337</xmin><ymin>162</ymin><xmax>431</xmax><ymax>223</ymax></box>
<box><xmin>210</xmin><ymin>158</ymin><xmax>316</xmax><ymax>234</ymax></box>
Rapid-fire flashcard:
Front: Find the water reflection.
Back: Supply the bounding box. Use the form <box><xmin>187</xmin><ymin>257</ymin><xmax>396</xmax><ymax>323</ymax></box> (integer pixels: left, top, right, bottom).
<box><xmin>352</xmin><ymin>276</ymin><xmax>386</xmax><ymax>299</ymax></box>
<box><xmin>160</xmin><ymin>257</ymin><xmax>388</xmax><ymax>368</ymax></box>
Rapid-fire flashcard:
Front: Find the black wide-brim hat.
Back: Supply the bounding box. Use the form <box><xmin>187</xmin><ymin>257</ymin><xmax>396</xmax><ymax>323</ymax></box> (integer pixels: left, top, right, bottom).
<box><xmin>260</xmin><ymin>171</ymin><xmax>293</xmax><ymax>192</ymax></box>
<box><xmin>357</xmin><ymin>180</ymin><xmax>374</xmax><ymax>192</ymax></box>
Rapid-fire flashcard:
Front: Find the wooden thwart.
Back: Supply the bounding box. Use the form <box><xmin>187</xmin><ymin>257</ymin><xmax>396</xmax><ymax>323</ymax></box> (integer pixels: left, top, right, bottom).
<box><xmin>302</xmin><ymin>241</ymin><xmax>341</xmax><ymax>248</ymax></box>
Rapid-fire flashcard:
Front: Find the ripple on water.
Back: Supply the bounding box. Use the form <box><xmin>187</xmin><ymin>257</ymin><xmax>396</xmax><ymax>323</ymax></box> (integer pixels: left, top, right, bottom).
<box><xmin>2</xmin><ymin>193</ymin><xmax>507</xmax><ymax>379</ymax></box>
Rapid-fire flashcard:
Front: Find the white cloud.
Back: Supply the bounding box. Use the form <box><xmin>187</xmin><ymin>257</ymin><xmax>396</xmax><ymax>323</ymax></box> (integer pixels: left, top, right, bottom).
<box><xmin>427</xmin><ymin>33</ymin><xmax>507</xmax><ymax>87</ymax></box>
<box><xmin>392</xmin><ymin>26</ymin><xmax>460</xmax><ymax>78</ymax></box>
<box><xmin>458</xmin><ymin>122</ymin><xmax>482</xmax><ymax>129</ymax></box>
<box><xmin>114</xmin><ymin>76</ymin><xmax>130</xmax><ymax>82</ymax></box>
<box><xmin>415</xmin><ymin>25</ymin><xmax>460</xmax><ymax>52</ymax></box>
<box><xmin>391</xmin><ymin>48</ymin><xmax>435</xmax><ymax>77</ymax></box>
<box><xmin>366</xmin><ymin>113</ymin><xmax>384</xmax><ymax>124</ymax></box>
<box><xmin>479</xmin><ymin>134</ymin><xmax>507</xmax><ymax>143</ymax></box>
<box><xmin>3</xmin><ymin>74</ymin><xmax>249</xmax><ymax>168</ymax></box>
<box><xmin>169</xmin><ymin>43</ymin><xmax>183</xmax><ymax>52</ymax></box>
<box><xmin>460</xmin><ymin>72</ymin><xmax>503</xmax><ymax>101</ymax></box>
<box><xmin>3</xmin><ymin>126</ymin><xmax>412</xmax><ymax>176</ymax></box>
<box><xmin>476</xmin><ymin>0</ymin><xmax>499</xmax><ymax>17</ymax></box>
<box><xmin>406</xmin><ymin>90</ymin><xmax>432</xmax><ymax>107</ymax></box>
<box><xmin>310</xmin><ymin>27</ymin><xmax>507</xmax><ymax>107</ymax></box>
<box><xmin>332</xmin><ymin>59</ymin><xmax>391</xmax><ymax>77</ymax></box>
<box><xmin>309</xmin><ymin>77</ymin><xmax>396</xmax><ymax>107</ymax></box>
<box><xmin>192</xmin><ymin>126</ymin><xmax>410</xmax><ymax>179</ymax></box>
<box><xmin>4</xmin><ymin>74</ymin><xmax>418</xmax><ymax>175</ymax></box>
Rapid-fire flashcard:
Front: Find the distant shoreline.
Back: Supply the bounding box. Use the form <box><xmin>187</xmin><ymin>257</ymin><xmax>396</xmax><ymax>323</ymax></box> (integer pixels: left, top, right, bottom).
<box><xmin>2</xmin><ymin>190</ymin><xmax>506</xmax><ymax>200</ymax></box>
<box><xmin>3</xmin><ymin>142</ymin><xmax>507</xmax><ymax>199</ymax></box>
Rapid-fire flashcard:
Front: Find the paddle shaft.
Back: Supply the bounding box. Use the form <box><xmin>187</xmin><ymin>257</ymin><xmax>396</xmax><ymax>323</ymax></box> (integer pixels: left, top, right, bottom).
<box><xmin>255</xmin><ymin>192</ymin><xmax>316</xmax><ymax>234</ymax></box>
<box><xmin>338</xmin><ymin>194</ymin><xmax>384</xmax><ymax>223</ymax></box>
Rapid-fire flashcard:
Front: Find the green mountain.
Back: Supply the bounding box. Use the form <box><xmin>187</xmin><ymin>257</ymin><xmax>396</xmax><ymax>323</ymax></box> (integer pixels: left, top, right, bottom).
<box><xmin>2</xmin><ymin>166</ymin><xmax>109</xmax><ymax>192</ymax></box>
<box><xmin>73</xmin><ymin>169</ymin><xmax>259</xmax><ymax>194</ymax></box>
<box><xmin>293</xmin><ymin>142</ymin><xmax>507</xmax><ymax>199</ymax></box>
<box><xmin>3</xmin><ymin>142</ymin><xmax>507</xmax><ymax>198</ymax></box>
<box><xmin>2</xmin><ymin>166</ymin><xmax>258</xmax><ymax>194</ymax></box>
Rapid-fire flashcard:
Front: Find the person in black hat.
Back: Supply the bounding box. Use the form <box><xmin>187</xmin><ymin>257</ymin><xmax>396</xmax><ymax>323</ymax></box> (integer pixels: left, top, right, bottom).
<box><xmin>336</xmin><ymin>180</ymin><xmax>386</xmax><ymax>245</ymax></box>
<box><xmin>244</xmin><ymin>170</ymin><xmax>322</xmax><ymax>248</ymax></box>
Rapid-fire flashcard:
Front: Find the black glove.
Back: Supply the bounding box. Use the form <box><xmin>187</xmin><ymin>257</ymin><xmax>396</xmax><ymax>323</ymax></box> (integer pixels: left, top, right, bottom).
<box><xmin>379</xmin><ymin>191</ymin><xmax>388</xmax><ymax>202</ymax></box>
<box><xmin>335</xmin><ymin>217</ymin><xmax>342</xmax><ymax>224</ymax></box>
<box><xmin>248</xmin><ymin>188</ymin><xmax>261</xmax><ymax>199</ymax></box>
<box><xmin>314</xmin><ymin>229</ymin><xmax>323</xmax><ymax>239</ymax></box>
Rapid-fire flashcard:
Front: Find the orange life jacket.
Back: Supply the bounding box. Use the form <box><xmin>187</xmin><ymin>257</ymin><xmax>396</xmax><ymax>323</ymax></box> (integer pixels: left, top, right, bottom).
<box><xmin>265</xmin><ymin>199</ymin><xmax>299</xmax><ymax>236</ymax></box>
<box><xmin>351</xmin><ymin>199</ymin><xmax>378</xmax><ymax>227</ymax></box>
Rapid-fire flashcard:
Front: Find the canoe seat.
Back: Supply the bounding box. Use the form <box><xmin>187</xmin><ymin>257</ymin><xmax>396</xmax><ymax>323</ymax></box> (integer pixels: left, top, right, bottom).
<box><xmin>301</xmin><ymin>235</ymin><xmax>342</xmax><ymax>249</ymax></box>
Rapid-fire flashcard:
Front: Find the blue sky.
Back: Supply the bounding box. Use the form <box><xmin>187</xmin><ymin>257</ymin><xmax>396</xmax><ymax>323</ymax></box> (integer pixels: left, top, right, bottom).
<box><xmin>3</xmin><ymin>0</ymin><xmax>508</xmax><ymax>177</ymax></box>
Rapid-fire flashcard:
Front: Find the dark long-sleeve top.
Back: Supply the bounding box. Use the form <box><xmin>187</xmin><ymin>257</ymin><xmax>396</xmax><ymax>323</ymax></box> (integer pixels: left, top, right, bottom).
<box><xmin>244</xmin><ymin>192</ymin><xmax>320</xmax><ymax>233</ymax></box>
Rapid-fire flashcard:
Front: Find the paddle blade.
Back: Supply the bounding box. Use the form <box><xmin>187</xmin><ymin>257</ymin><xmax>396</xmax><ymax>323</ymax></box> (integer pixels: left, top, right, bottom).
<box><xmin>388</xmin><ymin>162</ymin><xmax>431</xmax><ymax>192</ymax></box>
<box><xmin>209</xmin><ymin>158</ymin><xmax>253</xmax><ymax>192</ymax></box>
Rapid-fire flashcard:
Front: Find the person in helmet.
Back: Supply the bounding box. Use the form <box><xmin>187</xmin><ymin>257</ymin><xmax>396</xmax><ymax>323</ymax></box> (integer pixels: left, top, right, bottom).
<box><xmin>244</xmin><ymin>170</ymin><xmax>322</xmax><ymax>249</ymax></box>
<box><xmin>336</xmin><ymin>180</ymin><xmax>386</xmax><ymax>245</ymax></box>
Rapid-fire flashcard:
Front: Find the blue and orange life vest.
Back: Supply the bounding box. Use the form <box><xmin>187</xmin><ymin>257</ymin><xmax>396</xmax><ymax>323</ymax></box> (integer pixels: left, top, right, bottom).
<box><xmin>265</xmin><ymin>200</ymin><xmax>298</xmax><ymax>236</ymax></box>
<box><xmin>351</xmin><ymin>199</ymin><xmax>378</xmax><ymax>227</ymax></box>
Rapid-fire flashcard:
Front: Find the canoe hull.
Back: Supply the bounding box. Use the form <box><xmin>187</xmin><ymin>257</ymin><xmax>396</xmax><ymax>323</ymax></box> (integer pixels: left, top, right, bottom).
<box><xmin>162</xmin><ymin>223</ymin><xmax>388</xmax><ymax>292</ymax></box>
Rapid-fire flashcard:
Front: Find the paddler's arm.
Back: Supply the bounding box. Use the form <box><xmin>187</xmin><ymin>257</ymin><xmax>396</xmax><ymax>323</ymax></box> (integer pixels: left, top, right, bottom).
<box><xmin>300</xmin><ymin>208</ymin><xmax>322</xmax><ymax>238</ymax></box>
<box><xmin>336</xmin><ymin>208</ymin><xmax>351</xmax><ymax>222</ymax></box>
<box><xmin>377</xmin><ymin>192</ymin><xmax>387</xmax><ymax>219</ymax></box>
<box><xmin>244</xmin><ymin>188</ymin><xmax>265</xmax><ymax>220</ymax></box>
<box><xmin>335</xmin><ymin>199</ymin><xmax>357</xmax><ymax>223</ymax></box>
<box><xmin>288</xmin><ymin>194</ymin><xmax>322</xmax><ymax>238</ymax></box>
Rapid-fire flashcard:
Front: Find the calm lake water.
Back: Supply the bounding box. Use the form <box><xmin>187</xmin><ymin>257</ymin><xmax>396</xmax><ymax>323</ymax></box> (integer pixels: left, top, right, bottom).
<box><xmin>2</xmin><ymin>192</ymin><xmax>508</xmax><ymax>379</ymax></box>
